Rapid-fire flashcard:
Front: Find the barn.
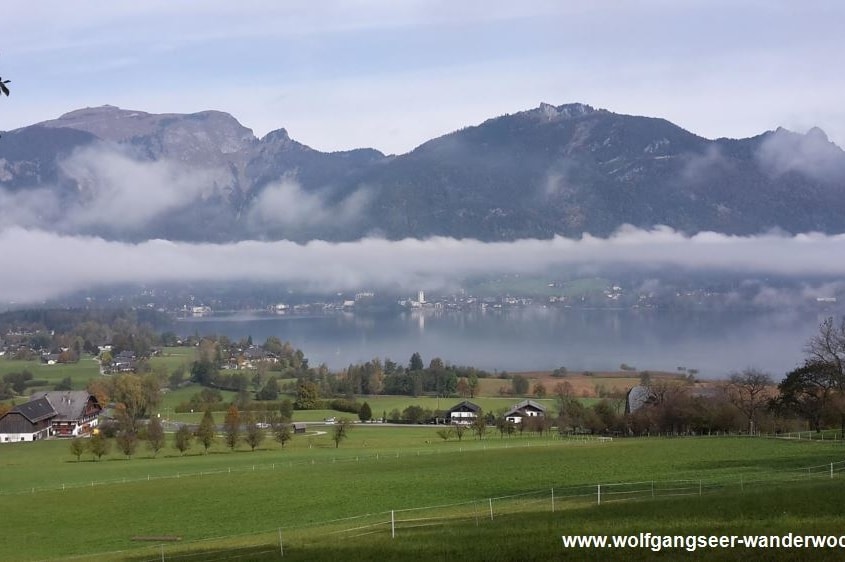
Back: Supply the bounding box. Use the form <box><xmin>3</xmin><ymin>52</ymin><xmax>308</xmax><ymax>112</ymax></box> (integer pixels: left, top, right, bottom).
<box><xmin>0</xmin><ymin>397</ymin><xmax>57</xmax><ymax>443</ymax></box>
<box><xmin>0</xmin><ymin>391</ymin><xmax>102</xmax><ymax>443</ymax></box>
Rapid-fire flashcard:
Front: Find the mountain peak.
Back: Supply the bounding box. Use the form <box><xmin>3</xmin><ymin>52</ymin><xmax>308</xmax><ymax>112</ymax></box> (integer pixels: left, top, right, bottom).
<box><xmin>523</xmin><ymin>102</ymin><xmax>599</xmax><ymax>122</ymax></box>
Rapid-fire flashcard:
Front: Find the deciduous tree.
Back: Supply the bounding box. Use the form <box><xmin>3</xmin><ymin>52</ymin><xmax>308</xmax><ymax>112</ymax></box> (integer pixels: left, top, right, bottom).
<box><xmin>116</xmin><ymin>430</ymin><xmax>138</xmax><ymax>459</ymax></box>
<box><xmin>223</xmin><ymin>405</ymin><xmax>241</xmax><ymax>450</ymax></box>
<box><xmin>726</xmin><ymin>368</ymin><xmax>773</xmax><ymax>434</ymax></box>
<box><xmin>89</xmin><ymin>431</ymin><xmax>110</xmax><ymax>461</ymax></box>
<box><xmin>174</xmin><ymin>425</ymin><xmax>192</xmax><ymax>455</ymax></box>
<box><xmin>69</xmin><ymin>437</ymin><xmax>86</xmax><ymax>461</ymax></box>
<box><xmin>145</xmin><ymin>416</ymin><xmax>165</xmax><ymax>457</ymax></box>
<box><xmin>243</xmin><ymin>411</ymin><xmax>265</xmax><ymax>452</ymax></box>
<box><xmin>471</xmin><ymin>414</ymin><xmax>487</xmax><ymax>439</ymax></box>
<box><xmin>332</xmin><ymin>418</ymin><xmax>352</xmax><ymax>448</ymax></box>
<box><xmin>196</xmin><ymin>409</ymin><xmax>216</xmax><ymax>453</ymax></box>
<box><xmin>272</xmin><ymin>418</ymin><xmax>292</xmax><ymax>448</ymax></box>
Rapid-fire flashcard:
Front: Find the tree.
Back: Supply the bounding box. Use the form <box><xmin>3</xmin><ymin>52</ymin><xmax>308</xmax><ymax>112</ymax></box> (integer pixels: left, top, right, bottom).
<box><xmin>88</xmin><ymin>431</ymin><xmax>110</xmax><ymax>461</ymax></box>
<box><xmin>243</xmin><ymin>412</ymin><xmax>265</xmax><ymax>452</ymax></box>
<box><xmin>332</xmin><ymin>418</ymin><xmax>352</xmax><ymax>448</ymax></box>
<box><xmin>778</xmin><ymin>361</ymin><xmax>841</xmax><ymax>432</ymax></box>
<box><xmin>54</xmin><ymin>376</ymin><xmax>73</xmax><ymax>391</ymax></box>
<box><xmin>436</xmin><ymin>427</ymin><xmax>454</xmax><ymax>441</ymax></box>
<box><xmin>146</xmin><ymin>416</ymin><xmax>165</xmax><ymax>457</ymax></box>
<box><xmin>409</xmin><ymin>352</ymin><xmax>424</xmax><ymax>372</ymax></box>
<box><xmin>452</xmin><ymin>423</ymin><xmax>467</xmax><ymax>441</ymax></box>
<box><xmin>511</xmin><ymin>374</ymin><xmax>529</xmax><ymax>396</ymax></box>
<box><xmin>196</xmin><ymin>409</ymin><xmax>216</xmax><ymax>453</ymax></box>
<box><xmin>402</xmin><ymin>405</ymin><xmax>427</xmax><ymax>424</ymax></box>
<box><xmin>294</xmin><ymin>380</ymin><xmax>319</xmax><ymax>410</ymax></box>
<box><xmin>805</xmin><ymin>317</ymin><xmax>845</xmax><ymax>423</ymax></box>
<box><xmin>468</xmin><ymin>373</ymin><xmax>480</xmax><ymax>398</ymax></box>
<box><xmin>533</xmin><ymin>382</ymin><xmax>547</xmax><ymax>398</ymax></box>
<box><xmin>174</xmin><ymin>425</ymin><xmax>192</xmax><ymax>455</ymax></box>
<box><xmin>359</xmin><ymin>401</ymin><xmax>372</xmax><ymax>422</ymax></box>
<box><xmin>805</xmin><ymin>317</ymin><xmax>845</xmax><ymax>382</ymax></box>
<box><xmin>223</xmin><ymin>405</ymin><xmax>241</xmax><ymax>450</ymax></box>
<box><xmin>726</xmin><ymin>368</ymin><xmax>773</xmax><ymax>434</ymax></box>
<box><xmin>256</xmin><ymin>377</ymin><xmax>280</xmax><ymax>401</ymax></box>
<box><xmin>116</xmin><ymin>430</ymin><xmax>138</xmax><ymax>459</ymax></box>
<box><xmin>471</xmin><ymin>415</ymin><xmax>487</xmax><ymax>439</ymax></box>
<box><xmin>456</xmin><ymin>377</ymin><xmax>470</xmax><ymax>398</ymax></box>
<box><xmin>69</xmin><ymin>437</ymin><xmax>86</xmax><ymax>461</ymax></box>
<box><xmin>279</xmin><ymin>399</ymin><xmax>294</xmax><ymax>422</ymax></box>
<box><xmin>272</xmin><ymin>419</ymin><xmax>292</xmax><ymax>448</ymax></box>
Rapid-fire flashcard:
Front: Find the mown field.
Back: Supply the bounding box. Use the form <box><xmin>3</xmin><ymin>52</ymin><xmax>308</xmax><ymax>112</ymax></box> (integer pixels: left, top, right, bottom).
<box><xmin>1</xmin><ymin>432</ymin><xmax>844</xmax><ymax>561</ymax></box>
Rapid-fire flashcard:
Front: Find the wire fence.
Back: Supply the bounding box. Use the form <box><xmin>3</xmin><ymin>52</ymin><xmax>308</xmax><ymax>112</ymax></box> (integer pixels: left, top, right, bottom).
<box><xmin>49</xmin><ymin>456</ymin><xmax>845</xmax><ymax>561</ymax></box>
<box><xmin>0</xmin><ymin>435</ymin><xmax>610</xmax><ymax>497</ymax></box>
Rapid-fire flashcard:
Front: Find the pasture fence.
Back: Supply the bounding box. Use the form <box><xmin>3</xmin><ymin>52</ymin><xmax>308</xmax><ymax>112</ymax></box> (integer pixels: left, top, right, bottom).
<box><xmin>0</xmin><ymin>434</ymin><xmax>609</xmax><ymax>497</ymax></box>
<box><xmin>49</xmin><ymin>456</ymin><xmax>845</xmax><ymax>561</ymax></box>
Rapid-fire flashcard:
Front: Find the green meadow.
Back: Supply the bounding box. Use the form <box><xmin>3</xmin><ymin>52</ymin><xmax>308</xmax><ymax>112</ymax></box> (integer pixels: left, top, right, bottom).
<box><xmin>1</xmin><ymin>431</ymin><xmax>844</xmax><ymax>560</ymax></box>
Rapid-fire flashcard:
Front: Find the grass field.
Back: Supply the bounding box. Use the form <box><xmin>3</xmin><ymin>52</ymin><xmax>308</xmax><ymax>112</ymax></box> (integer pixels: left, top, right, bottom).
<box><xmin>2</xmin><ymin>432</ymin><xmax>845</xmax><ymax>560</ymax></box>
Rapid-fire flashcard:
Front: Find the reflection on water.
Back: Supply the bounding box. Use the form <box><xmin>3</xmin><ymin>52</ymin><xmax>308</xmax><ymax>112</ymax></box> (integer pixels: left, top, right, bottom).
<box><xmin>171</xmin><ymin>307</ymin><xmax>836</xmax><ymax>378</ymax></box>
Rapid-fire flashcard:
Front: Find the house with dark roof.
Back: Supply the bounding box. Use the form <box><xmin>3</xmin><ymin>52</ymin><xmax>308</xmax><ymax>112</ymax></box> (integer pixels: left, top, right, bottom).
<box><xmin>447</xmin><ymin>400</ymin><xmax>481</xmax><ymax>425</ymax></box>
<box><xmin>0</xmin><ymin>397</ymin><xmax>57</xmax><ymax>442</ymax></box>
<box><xmin>504</xmin><ymin>399</ymin><xmax>547</xmax><ymax>425</ymax></box>
<box><xmin>40</xmin><ymin>391</ymin><xmax>102</xmax><ymax>437</ymax></box>
<box><xmin>0</xmin><ymin>391</ymin><xmax>102</xmax><ymax>443</ymax></box>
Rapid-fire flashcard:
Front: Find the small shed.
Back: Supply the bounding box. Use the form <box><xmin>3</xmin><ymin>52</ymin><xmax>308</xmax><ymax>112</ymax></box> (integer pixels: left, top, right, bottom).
<box><xmin>292</xmin><ymin>422</ymin><xmax>307</xmax><ymax>434</ymax></box>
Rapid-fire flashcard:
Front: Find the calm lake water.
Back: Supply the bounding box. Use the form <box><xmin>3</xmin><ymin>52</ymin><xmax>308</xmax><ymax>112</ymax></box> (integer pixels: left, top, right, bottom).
<box><xmin>171</xmin><ymin>307</ymin><xmax>839</xmax><ymax>378</ymax></box>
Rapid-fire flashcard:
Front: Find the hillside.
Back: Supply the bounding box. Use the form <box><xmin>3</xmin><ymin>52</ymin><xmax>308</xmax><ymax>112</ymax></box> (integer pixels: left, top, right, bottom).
<box><xmin>1</xmin><ymin>102</ymin><xmax>844</xmax><ymax>242</ymax></box>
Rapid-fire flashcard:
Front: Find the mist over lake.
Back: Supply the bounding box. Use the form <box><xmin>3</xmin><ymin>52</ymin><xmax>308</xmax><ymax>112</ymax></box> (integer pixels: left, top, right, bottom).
<box><xmin>171</xmin><ymin>307</ymin><xmax>836</xmax><ymax>378</ymax></box>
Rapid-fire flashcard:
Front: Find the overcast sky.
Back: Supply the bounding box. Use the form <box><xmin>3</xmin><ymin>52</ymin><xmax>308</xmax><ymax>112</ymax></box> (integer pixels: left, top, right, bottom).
<box><xmin>2</xmin><ymin>1</ymin><xmax>844</xmax><ymax>154</ymax></box>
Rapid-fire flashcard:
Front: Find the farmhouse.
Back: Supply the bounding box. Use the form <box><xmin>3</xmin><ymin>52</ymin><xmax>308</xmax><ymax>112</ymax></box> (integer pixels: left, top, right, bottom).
<box><xmin>447</xmin><ymin>400</ymin><xmax>481</xmax><ymax>425</ymax></box>
<box><xmin>0</xmin><ymin>391</ymin><xmax>102</xmax><ymax>443</ymax></box>
<box><xmin>504</xmin><ymin>399</ymin><xmax>547</xmax><ymax>424</ymax></box>
<box><xmin>41</xmin><ymin>391</ymin><xmax>102</xmax><ymax>437</ymax></box>
<box><xmin>0</xmin><ymin>397</ymin><xmax>55</xmax><ymax>442</ymax></box>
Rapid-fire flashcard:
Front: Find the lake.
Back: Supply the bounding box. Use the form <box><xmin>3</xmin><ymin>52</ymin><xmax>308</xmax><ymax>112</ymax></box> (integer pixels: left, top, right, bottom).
<box><xmin>170</xmin><ymin>307</ymin><xmax>838</xmax><ymax>378</ymax></box>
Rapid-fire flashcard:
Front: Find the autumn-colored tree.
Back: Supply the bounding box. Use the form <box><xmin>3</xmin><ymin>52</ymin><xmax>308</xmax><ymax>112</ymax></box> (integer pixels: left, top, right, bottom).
<box><xmin>174</xmin><ymin>425</ymin><xmax>192</xmax><ymax>455</ymax></box>
<box><xmin>243</xmin><ymin>411</ymin><xmax>265</xmax><ymax>452</ymax></box>
<box><xmin>223</xmin><ymin>405</ymin><xmax>241</xmax><ymax>450</ymax></box>
<box><xmin>196</xmin><ymin>409</ymin><xmax>216</xmax><ymax>453</ymax></box>
<box><xmin>116</xmin><ymin>430</ymin><xmax>138</xmax><ymax>459</ymax></box>
<box><xmin>471</xmin><ymin>414</ymin><xmax>487</xmax><ymax>440</ymax></box>
<box><xmin>272</xmin><ymin>417</ymin><xmax>292</xmax><ymax>448</ymax></box>
<box><xmin>145</xmin><ymin>416</ymin><xmax>165</xmax><ymax>457</ymax></box>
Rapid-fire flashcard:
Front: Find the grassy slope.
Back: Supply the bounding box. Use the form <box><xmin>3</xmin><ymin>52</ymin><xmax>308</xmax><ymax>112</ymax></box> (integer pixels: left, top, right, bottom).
<box><xmin>2</xmin><ymin>434</ymin><xmax>844</xmax><ymax>560</ymax></box>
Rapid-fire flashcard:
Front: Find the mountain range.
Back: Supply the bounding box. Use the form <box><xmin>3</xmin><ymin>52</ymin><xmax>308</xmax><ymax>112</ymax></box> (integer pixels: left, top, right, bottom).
<box><xmin>1</xmin><ymin>102</ymin><xmax>844</xmax><ymax>242</ymax></box>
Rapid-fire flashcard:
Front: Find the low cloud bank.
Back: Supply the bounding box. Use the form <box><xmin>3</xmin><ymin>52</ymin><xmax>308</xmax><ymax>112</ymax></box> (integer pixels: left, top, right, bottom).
<box><xmin>2</xmin><ymin>225</ymin><xmax>845</xmax><ymax>304</ymax></box>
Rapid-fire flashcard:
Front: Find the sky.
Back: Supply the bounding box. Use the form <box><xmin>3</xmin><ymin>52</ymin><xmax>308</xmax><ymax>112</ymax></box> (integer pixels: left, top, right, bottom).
<box><xmin>2</xmin><ymin>1</ymin><xmax>844</xmax><ymax>154</ymax></box>
<box><xmin>2</xmin><ymin>1</ymin><xmax>845</xmax><ymax>305</ymax></box>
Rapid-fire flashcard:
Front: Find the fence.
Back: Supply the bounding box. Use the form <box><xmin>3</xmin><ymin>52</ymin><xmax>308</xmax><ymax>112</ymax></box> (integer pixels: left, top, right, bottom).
<box><xmin>52</xmin><ymin>456</ymin><xmax>845</xmax><ymax>561</ymax></box>
<box><xmin>0</xmin><ymin>435</ymin><xmax>611</xmax><ymax>498</ymax></box>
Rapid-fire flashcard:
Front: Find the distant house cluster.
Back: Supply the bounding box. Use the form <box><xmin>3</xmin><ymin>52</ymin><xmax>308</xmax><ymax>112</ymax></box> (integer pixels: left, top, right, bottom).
<box><xmin>0</xmin><ymin>391</ymin><xmax>102</xmax><ymax>443</ymax></box>
<box><xmin>445</xmin><ymin>399</ymin><xmax>547</xmax><ymax>425</ymax></box>
<box><xmin>224</xmin><ymin>346</ymin><xmax>280</xmax><ymax>370</ymax></box>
